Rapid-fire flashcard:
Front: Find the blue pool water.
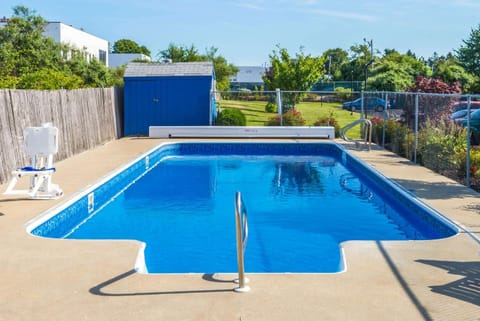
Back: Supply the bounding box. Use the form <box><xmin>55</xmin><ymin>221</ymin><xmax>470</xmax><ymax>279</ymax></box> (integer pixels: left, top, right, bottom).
<box><xmin>30</xmin><ymin>143</ymin><xmax>457</xmax><ymax>273</ymax></box>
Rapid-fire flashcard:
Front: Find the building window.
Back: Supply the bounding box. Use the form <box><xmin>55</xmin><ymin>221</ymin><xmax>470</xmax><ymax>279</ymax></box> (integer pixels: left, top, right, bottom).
<box><xmin>99</xmin><ymin>49</ymin><xmax>107</xmax><ymax>64</ymax></box>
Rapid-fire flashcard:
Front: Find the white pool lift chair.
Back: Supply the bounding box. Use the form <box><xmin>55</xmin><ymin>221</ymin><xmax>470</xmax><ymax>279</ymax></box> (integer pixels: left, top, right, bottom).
<box><xmin>4</xmin><ymin>123</ymin><xmax>63</xmax><ymax>199</ymax></box>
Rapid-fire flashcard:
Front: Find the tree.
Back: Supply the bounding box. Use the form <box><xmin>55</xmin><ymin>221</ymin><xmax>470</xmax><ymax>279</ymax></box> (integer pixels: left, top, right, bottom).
<box><xmin>0</xmin><ymin>6</ymin><xmax>63</xmax><ymax>78</ymax></box>
<box><xmin>63</xmin><ymin>48</ymin><xmax>116</xmax><ymax>87</ymax></box>
<box><xmin>368</xmin><ymin>66</ymin><xmax>414</xmax><ymax>92</ymax></box>
<box><xmin>17</xmin><ymin>69</ymin><xmax>83</xmax><ymax>89</ymax></box>
<box><xmin>433</xmin><ymin>55</ymin><xmax>475</xmax><ymax>93</ymax></box>
<box><xmin>158</xmin><ymin>43</ymin><xmax>238</xmax><ymax>91</ymax></box>
<box><xmin>456</xmin><ymin>24</ymin><xmax>480</xmax><ymax>77</ymax></box>
<box><xmin>408</xmin><ymin>75</ymin><xmax>461</xmax><ymax>94</ymax></box>
<box><xmin>158</xmin><ymin>43</ymin><xmax>202</xmax><ymax>62</ymax></box>
<box><xmin>204</xmin><ymin>47</ymin><xmax>238</xmax><ymax>91</ymax></box>
<box><xmin>109</xmin><ymin>65</ymin><xmax>126</xmax><ymax>87</ymax></box>
<box><xmin>321</xmin><ymin>48</ymin><xmax>349</xmax><ymax>80</ymax></box>
<box><xmin>0</xmin><ymin>6</ymin><xmax>119</xmax><ymax>89</ymax></box>
<box><xmin>341</xmin><ymin>43</ymin><xmax>375</xmax><ymax>89</ymax></box>
<box><xmin>368</xmin><ymin>49</ymin><xmax>430</xmax><ymax>91</ymax></box>
<box><xmin>83</xmin><ymin>58</ymin><xmax>113</xmax><ymax>87</ymax></box>
<box><xmin>112</xmin><ymin>39</ymin><xmax>150</xmax><ymax>56</ymax></box>
<box><xmin>263</xmin><ymin>46</ymin><xmax>325</xmax><ymax>109</ymax></box>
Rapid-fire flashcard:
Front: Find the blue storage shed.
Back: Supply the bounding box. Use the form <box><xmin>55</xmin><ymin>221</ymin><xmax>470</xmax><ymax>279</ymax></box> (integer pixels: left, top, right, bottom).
<box><xmin>123</xmin><ymin>62</ymin><xmax>216</xmax><ymax>136</ymax></box>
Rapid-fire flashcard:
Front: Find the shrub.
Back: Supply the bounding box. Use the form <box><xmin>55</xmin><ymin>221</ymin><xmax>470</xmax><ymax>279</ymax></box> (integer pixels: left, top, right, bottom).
<box><xmin>417</xmin><ymin>117</ymin><xmax>466</xmax><ymax>174</ymax></box>
<box><xmin>334</xmin><ymin>86</ymin><xmax>352</xmax><ymax>101</ymax></box>
<box><xmin>265</xmin><ymin>115</ymin><xmax>281</xmax><ymax>126</ymax></box>
<box><xmin>282</xmin><ymin>102</ymin><xmax>295</xmax><ymax>113</ymax></box>
<box><xmin>370</xmin><ymin>117</ymin><xmax>415</xmax><ymax>158</ymax></box>
<box><xmin>388</xmin><ymin>121</ymin><xmax>409</xmax><ymax>155</ymax></box>
<box><xmin>456</xmin><ymin>147</ymin><xmax>480</xmax><ymax>178</ymax></box>
<box><xmin>265</xmin><ymin>101</ymin><xmax>277</xmax><ymax>113</ymax></box>
<box><xmin>454</xmin><ymin>145</ymin><xmax>480</xmax><ymax>190</ymax></box>
<box><xmin>370</xmin><ymin>116</ymin><xmax>385</xmax><ymax>144</ymax></box>
<box><xmin>0</xmin><ymin>75</ymin><xmax>19</xmax><ymax>88</ymax></box>
<box><xmin>314</xmin><ymin>113</ymin><xmax>341</xmax><ymax>137</ymax></box>
<box><xmin>216</xmin><ymin>108</ymin><xmax>246</xmax><ymax>126</ymax></box>
<box><xmin>266</xmin><ymin>109</ymin><xmax>306</xmax><ymax>126</ymax></box>
<box><xmin>17</xmin><ymin>69</ymin><xmax>84</xmax><ymax>89</ymax></box>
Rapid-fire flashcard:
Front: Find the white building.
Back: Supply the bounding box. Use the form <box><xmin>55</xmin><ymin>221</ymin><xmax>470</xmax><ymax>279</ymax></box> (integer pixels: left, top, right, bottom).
<box><xmin>109</xmin><ymin>53</ymin><xmax>151</xmax><ymax>68</ymax></box>
<box><xmin>229</xmin><ymin>66</ymin><xmax>265</xmax><ymax>90</ymax></box>
<box><xmin>43</xmin><ymin>22</ymin><xmax>109</xmax><ymax>65</ymax></box>
<box><xmin>1</xmin><ymin>18</ymin><xmax>148</xmax><ymax>68</ymax></box>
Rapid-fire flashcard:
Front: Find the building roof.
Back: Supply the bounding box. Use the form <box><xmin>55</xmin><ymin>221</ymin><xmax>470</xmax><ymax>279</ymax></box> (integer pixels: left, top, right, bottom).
<box><xmin>230</xmin><ymin>66</ymin><xmax>265</xmax><ymax>83</ymax></box>
<box><xmin>124</xmin><ymin>62</ymin><xmax>214</xmax><ymax>77</ymax></box>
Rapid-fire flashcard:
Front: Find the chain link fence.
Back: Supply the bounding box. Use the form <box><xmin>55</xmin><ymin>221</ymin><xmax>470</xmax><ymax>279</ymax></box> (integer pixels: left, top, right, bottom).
<box><xmin>217</xmin><ymin>89</ymin><xmax>480</xmax><ymax>191</ymax></box>
<box><xmin>366</xmin><ymin>91</ymin><xmax>480</xmax><ymax>191</ymax></box>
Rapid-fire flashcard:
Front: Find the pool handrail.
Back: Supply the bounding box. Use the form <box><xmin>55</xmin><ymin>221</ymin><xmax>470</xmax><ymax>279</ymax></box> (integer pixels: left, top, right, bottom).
<box><xmin>340</xmin><ymin>119</ymin><xmax>372</xmax><ymax>151</ymax></box>
<box><xmin>234</xmin><ymin>191</ymin><xmax>250</xmax><ymax>293</ymax></box>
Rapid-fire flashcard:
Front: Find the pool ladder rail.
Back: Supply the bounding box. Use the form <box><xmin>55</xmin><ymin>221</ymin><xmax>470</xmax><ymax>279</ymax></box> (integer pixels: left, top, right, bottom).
<box><xmin>340</xmin><ymin>118</ymin><xmax>372</xmax><ymax>151</ymax></box>
<box><xmin>234</xmin><ymin>191</ymin><xmax>250</xmax><ymax>293</ymax></box>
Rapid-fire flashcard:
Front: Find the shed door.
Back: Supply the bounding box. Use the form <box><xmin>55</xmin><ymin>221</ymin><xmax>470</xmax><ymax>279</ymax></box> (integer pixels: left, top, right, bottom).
<box><xmin>125</xmin><ymin>79</ymin><xmax>168</xmax><ymax>134</ymax></box>
<box><xmin>165</xmin><ymin>77</ymin><xmax>210</xmax><ymax>125</ymax></box>
<box><xmin>150</xmin><ymin>79</ymin><xmax>169</xmax><ymax>126</ymax></box>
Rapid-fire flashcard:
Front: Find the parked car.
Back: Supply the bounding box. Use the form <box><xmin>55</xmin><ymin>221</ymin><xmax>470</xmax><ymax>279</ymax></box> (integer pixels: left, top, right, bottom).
<box><xmin>456</xmin><ymin>109</ymin><xmax>480</xmax><ymax>144</ymax></box>
<box><xmin>450</xmin><ymin>109</ymin><xmax>474</xmax><ymax>120</ymax></box>
<box><xmin>451</xmin><ymin>101</ymin><xmax>480</xmax><ymax>112</ymax></box>
<box><xmin>342</xmin><ymin>97</ymin><xmax>388</xmax><ymax>112</ymax></box>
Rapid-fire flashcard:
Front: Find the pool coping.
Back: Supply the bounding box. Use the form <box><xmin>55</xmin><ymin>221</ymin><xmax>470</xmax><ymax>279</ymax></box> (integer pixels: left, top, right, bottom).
<box><xmin>0</xmin><ymin>137</ymin><xmax>479</xmax><ymax>321</ymax></box>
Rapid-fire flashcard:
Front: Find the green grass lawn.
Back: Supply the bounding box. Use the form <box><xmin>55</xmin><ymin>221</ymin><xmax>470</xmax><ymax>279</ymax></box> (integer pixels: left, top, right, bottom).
<box><xmin>218</xmin><ymin>99</ymin><xmax>361</xmax><ymax>137</ymax></box>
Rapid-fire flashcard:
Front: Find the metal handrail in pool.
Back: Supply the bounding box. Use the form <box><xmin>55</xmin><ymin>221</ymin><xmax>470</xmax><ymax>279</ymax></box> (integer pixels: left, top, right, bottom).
<box><xmin>341</xmin><ymin>118</ymin><xmax>372</xmax><ymax>150</ymax></box>
<box><xmin>234</xmin><ymin>191</ymin><xmax>250</xmax><ymax>293</ymax></box>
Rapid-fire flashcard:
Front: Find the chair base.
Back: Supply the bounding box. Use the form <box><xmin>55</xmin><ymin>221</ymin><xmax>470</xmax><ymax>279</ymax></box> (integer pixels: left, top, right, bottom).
<box><xmin>3</xmin><ymin>170</ymin><xmax>63</xmax><ymax>200</ymax></box>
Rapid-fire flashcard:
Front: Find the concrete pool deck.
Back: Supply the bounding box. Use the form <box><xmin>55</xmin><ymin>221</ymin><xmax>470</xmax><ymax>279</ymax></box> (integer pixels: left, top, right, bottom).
<box><xmin>0</xmin><ymin>138</ymin><xmax>479</xmax><ymax>321</ymax></box>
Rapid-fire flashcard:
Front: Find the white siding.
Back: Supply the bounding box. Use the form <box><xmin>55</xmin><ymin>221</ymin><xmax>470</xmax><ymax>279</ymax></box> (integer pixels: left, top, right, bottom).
<box><xmin>109</xmin><ymin>53</ymin><xmax>151</xmax><ymax>68</ymax></box>
<box><xmin>43</xmin><ymin>22</ymin><xmax>109</xmax><ymax>65</ymax></box>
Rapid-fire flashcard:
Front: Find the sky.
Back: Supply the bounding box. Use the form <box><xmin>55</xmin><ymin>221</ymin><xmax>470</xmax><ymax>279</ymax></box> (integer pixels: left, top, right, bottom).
<box><xmin>1</xmin><ymin>0</ymin><xmax>479</xmax><ymax>66</ymax></box>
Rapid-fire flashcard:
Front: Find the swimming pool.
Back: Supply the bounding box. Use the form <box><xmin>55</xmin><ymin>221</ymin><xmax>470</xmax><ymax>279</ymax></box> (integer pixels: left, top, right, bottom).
<box><xmin>28</xmin><ymin>142</ymin><xmax>457</xmax><ymax>274</ymax></box>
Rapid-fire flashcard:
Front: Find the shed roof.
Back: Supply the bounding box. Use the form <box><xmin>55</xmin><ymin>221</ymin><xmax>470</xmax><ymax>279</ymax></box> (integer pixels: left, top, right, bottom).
<box><xmin>124</xmin><ymin>62</ymin><xmax>214</xmax><ymax>77</ymax></box>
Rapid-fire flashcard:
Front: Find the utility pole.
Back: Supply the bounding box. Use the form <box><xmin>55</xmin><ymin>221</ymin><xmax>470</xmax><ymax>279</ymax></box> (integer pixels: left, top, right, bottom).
<box><xmin>327</xmin><ymin>55</ymin><xmax>332</xmax><ymax>79</ymax></box>
<box><xmin>364</xmin><ymin>38</ymin><xmax>373</xmax><ymax>68</ymax></box>
<box><xmin>363</xmin><ymin>38</ymin><xmax>374</xmax><ymax>90</ymax></box>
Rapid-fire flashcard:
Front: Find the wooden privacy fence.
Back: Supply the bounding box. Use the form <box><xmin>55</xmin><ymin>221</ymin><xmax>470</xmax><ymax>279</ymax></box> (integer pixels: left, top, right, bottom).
<box><xmin>0</xmin><ymin>87</ymin><xmax>123</xmax><ymax>185</ymax></box>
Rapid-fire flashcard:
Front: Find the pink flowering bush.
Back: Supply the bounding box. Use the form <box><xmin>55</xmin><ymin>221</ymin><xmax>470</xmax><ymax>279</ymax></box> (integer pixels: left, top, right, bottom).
<box><xmin>266</xmin><ymin>110</ymin><xmax>306</xmax><ymax>126</ymax></box>
<box><xmin>314</xmin><ymin>114</ymin><xmax>340</xmax><ymax>137</ymax></box>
